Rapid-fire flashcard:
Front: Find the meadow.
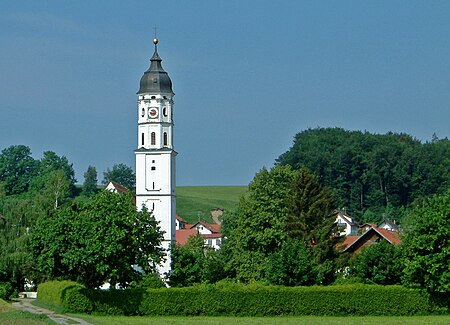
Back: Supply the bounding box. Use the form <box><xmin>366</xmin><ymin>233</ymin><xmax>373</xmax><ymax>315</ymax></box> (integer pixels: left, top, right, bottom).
<box><xmin>176</xmin><ymin>186</ymin><xmax>247</xmax><ymax>223</ymax></box>
<box><xmin>74</xmin><ymin>315</ymin><xmax>450</xmax><ymax>325</ymax></box>
<box><xmin>0</xmin><ymin>299</ymin><xmax>55</xmax><ymax>324</ymax></box>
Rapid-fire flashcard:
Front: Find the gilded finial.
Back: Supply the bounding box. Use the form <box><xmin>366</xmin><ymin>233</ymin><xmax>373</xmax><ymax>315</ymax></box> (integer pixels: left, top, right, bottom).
<box><xmin>153</xmin><ymin>25</ymin><xmax>158</xmax><ymax>45</ymax></box>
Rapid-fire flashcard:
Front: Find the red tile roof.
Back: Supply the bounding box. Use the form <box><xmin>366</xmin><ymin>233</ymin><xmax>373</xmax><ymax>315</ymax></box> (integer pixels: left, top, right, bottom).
<box><xmin>202</xmin><ymin>233</ymin><xmax>222</xmax><ymax>239</ymax></box>
<box><xmin>176</xmin><ymin>229</ymin><xmax>199</xmax><ymax>245</ymax></box>
<box><xmin>343</xmin><ymin>226</ymin><xmax>401</xmax><ymax>252</ymax></box>
<box><xmin>189</xmin><ymin>221</ymin><xmax>221</xmax><ymax>233</ymax></box>
<box><xmin>176</xmin><ymin>215</ymin><xmax>187</xmax><ymax>223</ymax></box>
<box><xmin>339</xmin><ymin>235</ymin><xmax>360</xmax><ymax>249</ymax></box>
<box><xmin>109</xmin><ymin>181</ymin><xmax>129</xmax><ymax>193</ymax></box>
<box><xmin>374</xmin><ymin>227</ymin><xmax>401</xmax><ymax>245</ymax></box>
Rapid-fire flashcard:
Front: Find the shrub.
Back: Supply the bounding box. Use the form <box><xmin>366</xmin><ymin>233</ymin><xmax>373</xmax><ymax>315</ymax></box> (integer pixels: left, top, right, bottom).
<box><xmin>130</xmin><ymin>273</ymin><xmax>166</xmax><ymax>289</ymax></box>
<box><xmin>37</xmin><ymin>280</ymin><xmax>444</xmax><ymax>316</ymax></box>
<box><xmin>139</xmin><ymin>284</ymin><xmax>438</xmax><ymax>316</ymax></box>
<box><xmin>0</xmin><ymin>282</ymin><xmax>14</xmax><ymax>300</ymax></box>
<box><xmin>37</xmin><ymin>280</ymin><xmax>82</xmax><ymax>307</ymax></box>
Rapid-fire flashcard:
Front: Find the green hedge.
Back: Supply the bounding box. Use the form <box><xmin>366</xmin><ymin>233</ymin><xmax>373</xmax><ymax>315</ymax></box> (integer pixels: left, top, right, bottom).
<box><xmin>37</xmin><ymin>280</ymin><xmax>83</xmax><ymax>307</ymax></box>
<box><xmin>139</xmin><ymin>284</ymin><xmax>439</xmax><ymax>316</ymax></box>
<box><xmin>39</xmin><ymin>281</ymin><xmax>445</xmax><ymax>316</ymax></box>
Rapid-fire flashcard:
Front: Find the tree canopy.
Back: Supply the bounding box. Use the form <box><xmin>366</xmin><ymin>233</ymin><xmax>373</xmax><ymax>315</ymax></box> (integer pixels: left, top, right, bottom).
<box><xmin>401</xmin><ymin>190</ymin><xmax>450</xmax><ymax>293</ymax></box>
<box><xmin>31</xmin><ymin>190</ymin><xmax>164</xmax><ymax>288</ymax></box>
<box><xmin>0</xmin><ymin>145</ymin><xmax>38</xmax><ymax>195</ymax></box>
<box><xmin>221</xmin><ymin>165</ymin><xmax>337</xmax><ymax>283</ymax></box>
<box><xmin>82</xmin><ymin>165</ymin><xmax>98</xmax><ymax>196</ymax></box>
<box><xmin>276</xmin><ymin>128</ymin><xmax>450</xmax><ymax>222</ymax></box>
<box><xmin>102</xmin><ymin>163</ymin><xmax>135</xmax><ymax>190</ymax></box>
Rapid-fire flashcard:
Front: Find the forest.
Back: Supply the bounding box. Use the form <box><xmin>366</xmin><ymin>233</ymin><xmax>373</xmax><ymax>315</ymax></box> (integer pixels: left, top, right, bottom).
<box><xmin>276</xmin><ymin>128</ymin><xmax>450</xmax><ymax>223</ymax></box>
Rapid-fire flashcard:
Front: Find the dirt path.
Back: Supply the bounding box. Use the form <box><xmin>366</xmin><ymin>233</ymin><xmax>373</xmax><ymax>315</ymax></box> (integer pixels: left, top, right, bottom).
<box><xmin>12</xmin><ymin>298</ymin><xmax>93</xmax><ymax>325</ymax></box>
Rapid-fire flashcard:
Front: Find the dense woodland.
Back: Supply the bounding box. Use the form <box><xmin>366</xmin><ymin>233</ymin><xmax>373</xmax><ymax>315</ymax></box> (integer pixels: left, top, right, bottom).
<box><xmin>1</xmin><ymin>127</ymin><xmax>450</xmax><ymax>296</ymax></box>
<box><xmin>276</xmin><ymin>128</ymin><xmax>450</xmax><ymax>223</ymax></box>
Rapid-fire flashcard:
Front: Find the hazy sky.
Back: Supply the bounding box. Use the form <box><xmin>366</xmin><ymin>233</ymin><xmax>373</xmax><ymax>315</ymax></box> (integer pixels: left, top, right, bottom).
<box><xmin>1</xmin><ymin>1</ymin><xmax>449</xmax><ymax>186</ymax></box>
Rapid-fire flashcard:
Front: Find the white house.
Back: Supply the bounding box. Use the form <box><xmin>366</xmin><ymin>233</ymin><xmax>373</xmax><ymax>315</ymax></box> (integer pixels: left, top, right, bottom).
<box><xmin>334</xmin><ymin>210</ymin><xmax>359</xmax><ymax>236</ymax></box>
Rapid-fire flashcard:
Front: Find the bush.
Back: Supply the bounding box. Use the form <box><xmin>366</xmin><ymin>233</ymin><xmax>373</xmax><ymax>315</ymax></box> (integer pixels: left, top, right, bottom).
<box><xmin>0</xmin><ymin>282</ymin><xmax>14</xmax><ymax>300</ymax></box>
<box><xmin>64</xmin><ymin>287</ymin><xmax>145</xmax><ymax>315</ymax></box>
<box><xmin>130</xmin><ymin>273</ymin><xmax>166</xmax><ymax>289</ymax></box>
<box><xmin>37</xmin><ymin>280</ymin><xmax>443</xmax><ymax>316</ymax></box>
<box><xmin>139</xmin><ymin>284</ymin><xmax>438</xmax><ymax>316</ymax></box>
<box><xmin>37</xmin><ymin>280</ymin><xmax>82</xmax><ymax>307</ymax></box>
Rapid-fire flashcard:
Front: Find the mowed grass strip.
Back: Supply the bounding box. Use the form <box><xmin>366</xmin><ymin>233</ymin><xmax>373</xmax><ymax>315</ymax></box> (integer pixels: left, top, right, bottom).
<box><xmin>176</xmin><ymin>186</ymin><xmax>247</xmax><ymax>223</ymax></box>
<box><xmin>0</xmin><ymin>299</ymin><xmax>55</xmax><ymax>324</ymax></box>
<box><xmin>73</xmin><ymin>315</ymin><xmax>450</xmax><ymax>325</ymax></box>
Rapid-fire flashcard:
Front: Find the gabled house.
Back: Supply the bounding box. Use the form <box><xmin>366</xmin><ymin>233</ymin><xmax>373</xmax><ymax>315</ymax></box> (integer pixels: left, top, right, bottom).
<box><xmin>378</xmin><ymin>219</ymin><xmax>401</xmax><ymax>232</ymax></box>
<box><xmin>343</xmin><ymin>226</ymin><xmax>401</xmax><ymax>254</ymax></box>
<box><xmin>333</xmin><ymin>210</ymin><xmax>359</xmax><ymax>236</ymax></box>
<box><xmin>105</xmin><ymin>181</ymin><xmax>129</xmax><ymax>193</ymax></box>
<box><xmin>105</xmin><ymin>181</ymin><xmax>136</xmax><ymax>205</ymax></box>
<box><xmin>175</xmin><ymin>220</ymin><xmax>222</xmax><ymax>250</ymax></box>
<box><xmin>176</xmin><ymin>215</ymin><xmax>189</xmax><ymax>230</ymax></box>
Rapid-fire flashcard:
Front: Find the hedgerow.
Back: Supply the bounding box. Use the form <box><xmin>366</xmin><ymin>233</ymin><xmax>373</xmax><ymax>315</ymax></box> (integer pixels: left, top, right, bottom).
<box><xmin>37</xmin><ymin>280</ymin><xmax>83</xmax><ymax>307</ymax></box>
<box><xmin>38</xmin><ymin>281</ymin><xmax>445</xmax><ymax>316</ymax></box>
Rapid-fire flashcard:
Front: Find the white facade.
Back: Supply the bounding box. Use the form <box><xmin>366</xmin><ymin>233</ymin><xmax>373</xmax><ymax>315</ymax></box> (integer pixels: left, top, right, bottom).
<box><xmin>335</xmin><ymin>211</ymin><xmax>359</xmax><ymax>236</ymax></box>
<box><xmin>135</xmin><ymin>40</ymin><xmax>176</xmax><ymax>276</ymax></box>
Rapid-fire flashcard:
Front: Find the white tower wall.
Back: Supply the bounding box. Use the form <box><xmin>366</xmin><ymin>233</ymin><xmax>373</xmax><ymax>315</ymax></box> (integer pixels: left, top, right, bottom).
<box><xmin>135</xmin><ymin>40</ymin><xmax>176</xmax><ymax>277</ymax></box>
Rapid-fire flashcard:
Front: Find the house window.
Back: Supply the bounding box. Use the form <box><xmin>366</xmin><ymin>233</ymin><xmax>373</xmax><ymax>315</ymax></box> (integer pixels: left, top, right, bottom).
<box><xmin>216</xmin><ymin>238</ymin><xmax>221</xmax><ymax>245</ymax></box>
<box><xmin>163</xmin><ymin>132</ymin><xmax>168</xmax><ymax>146</ymax></box>
<box><xmin>141</xmin><ymin>133</ymin><xmax>144</xmax><ymax>146</ymax></box>
<box><xmin>151</xmin><ymin>132</ymin><xmax>156</xmax><ymax>145</ymax></box>
<box><xmin>207</xmin><ymin>239</ymin><xmax>212</xmax><ymax>246</ymax></box>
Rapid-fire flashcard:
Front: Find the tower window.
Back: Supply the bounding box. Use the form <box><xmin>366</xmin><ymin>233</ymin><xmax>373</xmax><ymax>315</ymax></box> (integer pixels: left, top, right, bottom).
<box><xmin>151</xmin><ymin>132</ymin><xmax>156</xmax><ymax>145</ymax></box>
<box><xmin>152</xmin><ymin>182</ymin><xmax>155</xmax><ymax>189</ymax></box>
<box><xmin>151</xmin><ymin>166</ymin><xmax>156</xmax><ymax>171</ymax></box>
<box><xmin>141</xmin><ymin>133</ymin><xmax>144</xmax><ymax>146</ymax></box>
<box><xmin>163</xmin><ymin>132</ymin><xmax>168</xmax><ymax>146</ymax></box>
<box><xmin>141</xmin><ymin>108</ymin><xmax>145</xmax><ymax>117</ymax></box>
<box><xmin>163</xmin><ymin>107</ymin><xmax>167</xmax><ymax>117</ymax></box>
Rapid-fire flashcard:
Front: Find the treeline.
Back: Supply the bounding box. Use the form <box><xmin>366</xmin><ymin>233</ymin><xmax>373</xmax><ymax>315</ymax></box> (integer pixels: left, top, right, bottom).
<box><xmin>0</xmin><ymin>145</ymin><xmax>136</xmax><ymax>291</ymax></box>
<box><xmin>276</xmin><ymin>128</ymin><xmax>450</xmax><ymax>222</ymax></box>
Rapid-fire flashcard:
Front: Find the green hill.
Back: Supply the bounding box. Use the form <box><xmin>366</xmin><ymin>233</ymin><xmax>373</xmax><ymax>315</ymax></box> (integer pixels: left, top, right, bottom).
<box><xmin>176</xmin><ymin>186</ymin><xmax>247</xmax><ymax>224</ymax></box>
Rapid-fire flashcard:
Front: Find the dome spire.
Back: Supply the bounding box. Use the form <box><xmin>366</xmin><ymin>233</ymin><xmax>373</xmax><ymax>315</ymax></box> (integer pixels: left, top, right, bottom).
<box><xmin>137</xmin><ymin>31</ymin><xmax>174</xmax><ymax>95</ymax></box>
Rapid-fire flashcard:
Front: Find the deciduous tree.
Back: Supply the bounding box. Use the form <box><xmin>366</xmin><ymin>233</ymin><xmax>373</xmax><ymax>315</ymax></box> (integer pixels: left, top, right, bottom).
<box><xmin>103</xmin><ymin>163</ymin><xmax>135</xmax><ymax>190</ymax></box>
<box><xmin>0</xmin><ymin>145</ymin><xmax>38</xmax><ymax>195</ymax></box>
<box><xmin>402</xmin><ymin>190</ymin><xmax>450</xmax><ymax>292</ymax></box>
<box><xmin>31</xmin><ymin>190</ymin><xmax>164</xmax><ymax>288</ymax></box>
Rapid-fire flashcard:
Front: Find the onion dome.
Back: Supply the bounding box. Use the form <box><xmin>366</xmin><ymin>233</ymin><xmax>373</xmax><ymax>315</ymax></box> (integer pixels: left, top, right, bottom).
<box><xmin>137</xmin><ymin>37</ymin><xmax>174</xmax><ymax>95</ymax></box>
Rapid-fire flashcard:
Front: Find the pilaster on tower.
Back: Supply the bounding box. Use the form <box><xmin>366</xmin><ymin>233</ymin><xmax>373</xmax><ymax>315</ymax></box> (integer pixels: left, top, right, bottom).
<box><xmin>135</xmin><ymin>37</ymin><xmax>176</xmax><ymax>276</ymax></box>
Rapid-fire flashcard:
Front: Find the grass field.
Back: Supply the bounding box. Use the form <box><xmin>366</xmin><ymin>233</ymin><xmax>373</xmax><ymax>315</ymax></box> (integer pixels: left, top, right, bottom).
<box><xmin>176</xmin><ymin>186</ymin><xmax>247</xmax><ymax>223</ymax></box>
<box><xmin>0</xmin><ymin>299</ymin><xmax>55</xmax><ymax>324</ymax></box>
<box><xmin>74</xmin><ymin>315</ymin><xmax>450</xmax><ymax>325</ymax></box>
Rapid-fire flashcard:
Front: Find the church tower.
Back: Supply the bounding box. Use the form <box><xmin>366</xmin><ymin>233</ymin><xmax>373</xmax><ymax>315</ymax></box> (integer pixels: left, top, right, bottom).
<box><xmin>135</xmin><ymin>37</ymin><xmax>176</xmax><ymax>275</ymax></box>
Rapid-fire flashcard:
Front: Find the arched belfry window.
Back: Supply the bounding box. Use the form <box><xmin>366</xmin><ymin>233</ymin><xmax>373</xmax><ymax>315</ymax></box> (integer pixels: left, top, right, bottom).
<box><xmin>141</xmin><ymin>133</ymin><xmax>145</xmax><ymax>146</ymax></box>
<box><xmin>151</xmin><ymin>132</ymin><xmax>156</xmax><ymax>146</ymax></box>
<box><xmin>163</xmin><ymin>132</ymin><xmax>168</xmax><ymax>146</ymax></box>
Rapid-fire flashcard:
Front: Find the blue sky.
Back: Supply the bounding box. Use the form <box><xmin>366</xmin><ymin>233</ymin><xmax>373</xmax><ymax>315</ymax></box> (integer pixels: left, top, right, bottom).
<box><xmin>1</xmin><ymin>1</ymin><xmax>449</xmax><ymax>186</ymax></box>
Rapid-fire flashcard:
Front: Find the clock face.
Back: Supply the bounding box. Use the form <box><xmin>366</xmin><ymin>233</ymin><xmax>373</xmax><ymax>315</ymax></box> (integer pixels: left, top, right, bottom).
<box><xmin>148</xmin><ymin>108</ymin><xmax>158</xmax><ymax>118</ymax></box>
